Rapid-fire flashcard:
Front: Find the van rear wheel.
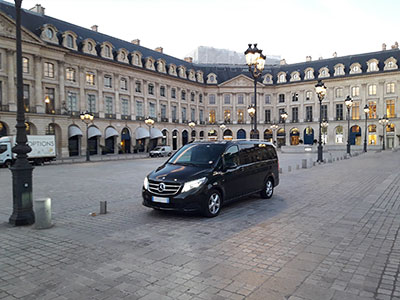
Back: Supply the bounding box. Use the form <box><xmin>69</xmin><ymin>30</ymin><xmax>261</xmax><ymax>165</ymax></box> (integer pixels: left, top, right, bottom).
<box><xmin>260</xmin><ymin>178</ymin><xmax>274</xmax><ymax>199</ymax></box>
<box><xmin>203</xmin><ymin>189</ymin><xmax>221</xmax><ymax>218</ymax></box>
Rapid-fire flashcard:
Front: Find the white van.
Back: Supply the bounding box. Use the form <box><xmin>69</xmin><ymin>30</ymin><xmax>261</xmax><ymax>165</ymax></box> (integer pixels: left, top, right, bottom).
<box><xmin>149</xmin><ymin>146</ymin><xmax>172</xmax><ymax>157</ymax></box>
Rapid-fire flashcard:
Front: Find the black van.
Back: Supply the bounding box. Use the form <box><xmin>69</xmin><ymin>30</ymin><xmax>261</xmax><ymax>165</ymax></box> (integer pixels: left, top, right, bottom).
<box><xmin>142</xmin><ymin>140</ymin><xmax>279</xmax><ymax>217</ymax></box>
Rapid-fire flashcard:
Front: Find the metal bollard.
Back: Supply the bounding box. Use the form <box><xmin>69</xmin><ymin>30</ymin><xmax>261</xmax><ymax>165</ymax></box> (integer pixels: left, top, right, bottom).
<box><xmin>100</xmin><ymin>201</ymin><xmax>107</xmax><ymax>214</ymax></box>
<box><xmin>296</xmin><ymin>164</ymin><xmax>300</xmax><ymax>170</ymax></box>
<box><xmin>288</xmin><ymin>166</ymin><xmax>292</xmax><ymax>172</ymax></box>
<box><xmin>302</xmin><ymin>159</ymin><xmax>307</xmax><ymax>169</ymax></box>
<box><xmin>279</xmin><ymin>168</ymin><xmax>282</xmax><ymax>174</ymax></box>
<box><xmin>34</xmin><ymin>198</ymin><xmax>53</xmax><ymax>229</ymax></box>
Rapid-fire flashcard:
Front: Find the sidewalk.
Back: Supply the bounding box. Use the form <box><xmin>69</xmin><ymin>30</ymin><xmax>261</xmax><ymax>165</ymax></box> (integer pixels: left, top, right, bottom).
<box><xmin>0</xmin><ymin>151</ymin><xmax>400</xmax><ymax>299</ymax></box>
<box><xmin>49</xmin><ymin>152</ymin><xmax>150</xmax><ymax>165</ymax></box>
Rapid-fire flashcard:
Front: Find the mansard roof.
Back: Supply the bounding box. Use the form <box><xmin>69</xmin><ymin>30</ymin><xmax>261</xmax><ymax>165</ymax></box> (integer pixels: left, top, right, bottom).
<box><xmin>1</xmin><ymin>0</ymin><xmax>399</xmax><ymax>86</ymax></box>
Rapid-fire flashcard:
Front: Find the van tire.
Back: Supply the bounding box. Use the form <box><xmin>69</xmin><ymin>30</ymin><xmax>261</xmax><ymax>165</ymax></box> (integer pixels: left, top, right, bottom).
<box><xmin>260</xmin><ymin>178</ymin><xmax>274</xmax><ymax>199</ymax></box>
<box><xmin>4</xmin><ymin>160</ymin><xmax>11</xmax><ymax>168</ymax></box>
<box><xmin>203</xmin><ymin>189</ymin><xmax>221</xmax><ymax>218</ymax></box>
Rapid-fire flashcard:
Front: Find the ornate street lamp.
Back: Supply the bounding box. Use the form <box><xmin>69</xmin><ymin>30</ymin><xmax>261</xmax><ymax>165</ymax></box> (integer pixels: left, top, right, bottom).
<box><xmin>144</xmin><ymin>117</ymin><xmax>155</xmax><ymax>152</ymax></box>
<box><xmin>315</xmin><ymin>80</ymin><xmax>327</xmax><ymax>162</ymax></box>
<box><xmin>9</xmin><ymin>0</ymin><xmax>35</xmax><ymax>226</ymax></box>
<box><xmin>379</xmin><ymin>116</ymin><xmax>389</xmax><ymax>150</ymax></box>
<box><xmin>188</xmin><ymin>121</ymin><xmax>196</xmax><ymax>141</ymax></box>
<box><xmin>280</xmin><ymin>111</ymin><xmax>288</xmax><ymax>146</ymax></box>
<box><xmin>345</xmin><ymin>95</ymin><xmax>353</xmax><ymax>155</ymax></box>
<box><xmin>219</xmin><ymin>123</ymin><xmax>226</xmax><ymax>140</ymax></box>
<box><xmin>245</xmin><ymin>44</ymin><xmax>266</xmax><ymax>140</ymax></box>
<box><xmin>247</xmin><ymin>105</ymin><xmax>255</xmax><ymax>136</ymax></box>
<box><xmin>321</xmin><ymin>120</ymin><xmax>329</xmax><ymax>145</ymax></box>
<box><xmin>363</xmin><ymin>104</ymin><xmax>369</xmax><ymax>152</ymax></box>
<box><xmin>80</xmin><ymin>111</ymin><xmax>94</xmax><ymax>162</ymax></box>
<box><xmin>270</xmin><ymin>123</ymin><xmax>279</xmax><ymax>145</ymax></box>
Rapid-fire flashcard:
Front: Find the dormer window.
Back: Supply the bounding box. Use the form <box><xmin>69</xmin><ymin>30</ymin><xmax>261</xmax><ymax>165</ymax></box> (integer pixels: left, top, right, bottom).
<box><xmin>305</xmin><ymin>68</ymin><xmax>314</xmax><ymax>80</ymax></box>
<box><xmin>334</xmin><ymin>64</ymin><xmax>345</xmax><ymax>76</ymax></box>
<box><xmin>41</xmin><ymin>24</ymin><xmax>59</xmax><ymax>44</ymax></box>
<box><xmin>105</xmin><ymin>45</ymin><xmax>111</xmax><ymax>57</ymax></box>
<box><xmin>45</xmin><ymin>28</ymin><xmax>53</xmax><ymax>39</ymax></box>
<box><xmin>350</xmin><ymin>63</ymin><xmax>362</xmax><ymax>74</ymax></box>
<box><xmin>178</xmin><ymin>67</ymin><xmax>186</xmax><ymax>78</ymax></box>
<box><xmin>196</xmin><ymin>71</ymin><xmax>204</xmax><ymax>83</ymax></box>
<box><xmin>157</xmin><ymin>60</ymin><xmax>165</xmax><ymax>73</ymax></box>
<box><xmin>145</xmin><ymin>58</ymin><xmax>155</xmax><ymax>70</ymax></box>
<box><xmin>290</xmin><ymin>72</ymin><xmax>300</xmax><ymax>81</ymax></box>
<box><xmin>384</xmin><ymin>57</ymin><xmax>398</xmax><ymax>70</ymax></box>
<box><xmin>278</xmin><ymin>72</ymin><xmax>286</xmax><ymax>83</ymax></box>
<box><xmin>319</xmin><ymin>67</ymin><xmax>329</xmax><ymax>78</ymax></box>
<box><xmin>210</xmin><ymin>75</ymin><xmax>215</xmax><ymax>82</ymax></box>
<box><xmin>88</xmin><ymin>43</ymin><xmax>93</xmax><ymax>51</ymax></box>
<box><xmin>263</xmin><ymin>74</ymin><xmax>272</xmax><ymax>84</ymax></box>
<box><xmin>207</xmin><ymin>73</ymin><xmax>217</xmax><ymax>84</ymax></box>
<box><xmin>367</xmin><ymin>60</ymin><xmax>379</xmax><ymax>72</ymax></box>
<box><xmin>169</xmin><ymin>64</ymin><xmax>177</xmax><ymax>76</ymax></box>
<box><xmin>66</xmin><ymin>35</ymin><xmax>73</xmax><ymax>48</ymax></box>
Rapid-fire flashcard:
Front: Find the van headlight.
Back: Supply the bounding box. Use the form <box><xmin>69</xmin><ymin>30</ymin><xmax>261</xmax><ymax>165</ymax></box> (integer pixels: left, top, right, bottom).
<box><xmin>143</xmin><ymin>177</ymin><xmax>149</xmax><ymax>190</ymax></box>
<box><xmin>181</xmin><ymin>177</ymin><xmax>207</xmax><ymax>193</ymax></box>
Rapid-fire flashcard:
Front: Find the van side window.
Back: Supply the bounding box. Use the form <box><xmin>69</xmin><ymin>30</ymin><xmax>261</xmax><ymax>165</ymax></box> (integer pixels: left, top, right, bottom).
<box><xmin>0</xmin><ymin>144</ymin><xmax>7</xmax><ymax>154</ymax></box>
<box><xmin>266</xmin><ymin>145</ymin><xmax>277</xmax><ymax>159</ymax></box>
<box><xmin>239</xmin><ymin>144</ymin><xmax>257</xmax><ymax>164</ymax></box>
<box><xmin>224</xmin><ymin>145</ymin><xmax>240</xmax><ymax>166</ymax></box>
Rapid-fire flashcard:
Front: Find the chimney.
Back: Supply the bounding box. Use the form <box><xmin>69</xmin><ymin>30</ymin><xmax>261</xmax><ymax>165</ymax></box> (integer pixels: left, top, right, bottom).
<box><xmin>131</xmin><ymin>39</ymin><xmax>140</xmax><ymax>45</ymax></box>
<box><xmin>333</xmin><ymin>52</ymin><xmax>337</xmax><ymax>57</ymax></box>
<box><xmin>279</xmin><ymin>58</ymin><xmax>286</xmax><ymax>65</ymax></box>
<box><xmin>90</xmin><ymin>25</ymin><xmax>98</xmax><ymax>32</ymax></box>
<box><xmin>318</xmin><ymin>56</ymin><xmax>323</xmax><ymax>60</ymax></box>
<box><xmin>382</xmin><ymin>43</ymin><xmax>387</xmax><ymax>51</ymax></box>
<box><xmin>155</xmin><ymin>47</ymin><xmax>163</xmax><ymax>53</ymax></box>
<box><xmin>306</xmin><ymin>56</ymin><xmax>312</xmax><ymax>62</ymax></box>
<box><xmin>29</xmin><ymin>4</ymin><xmax>45</xmax><ymax>15</ymax></box>
<box><xmin>184</xmin><ymin>57</ymin><xmax>193</xmax><ymax>63</ymax></box>
<box><xmin>392</xmin><ymin>41</ymin><xmax>399</xmax><ymax>49</ymax></box>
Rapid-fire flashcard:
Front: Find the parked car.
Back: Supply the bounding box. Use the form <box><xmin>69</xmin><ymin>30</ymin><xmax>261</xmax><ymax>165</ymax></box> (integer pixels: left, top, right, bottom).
<box><xmin>149</xmin><ymin>146</ymin><xmax>172</xmax><ymax>157</ymax></box>
<box><xmin>142</xmin><ymin>140</ymin><xmax>279</xmax><ymax>217</ymax></box>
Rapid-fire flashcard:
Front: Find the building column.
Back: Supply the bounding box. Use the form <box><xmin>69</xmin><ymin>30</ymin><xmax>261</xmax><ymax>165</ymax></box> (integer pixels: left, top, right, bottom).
<box><xmin>7</xmin><ymin>50</ymin><xmax>16</xmax><ymax>111</ymax></box>
<box><xmin>58</xmin><ymin>61</ymin><xmax>65</xmax><ymax>112</ymax></box>
<box><xmin>34</xmin><ymin>55</ymin><xmax>44</xmax><ymax>113</ymax></box>
<box><xmin>79</xmin><ymin>66</ymin><xmax>86</xmax><ymax>112</ymax></box>
<box><xmin>115</xmin><ymin>74</ymin><xmax>120</xmax><ymax>118</ymax></box>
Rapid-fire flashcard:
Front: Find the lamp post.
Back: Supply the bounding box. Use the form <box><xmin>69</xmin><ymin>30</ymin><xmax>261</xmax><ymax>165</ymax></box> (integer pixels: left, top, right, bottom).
<box><xmin>270</xmin><ymin>123</ymin><xmax>278</xmax><ymax>145</ymax></box>
<box><xmin>363</xmin><ymin>104</ymin><xmax>369</xmax><ymax>152</ymax></box>
<box><xmin>188</xmin><ymin>121</ymin><xmax>196</xmax><ymax>141</ymax></box>
<box><xmin>245</xmin><ymin>44</ymin><xmax>266</xmax><ymax>140</ymax></box>
<box><xmin>280</xmin><ymin>111</ymin><xmax>288</xmax><ymax>146</ymax></box>
<box><xmin>321</xmin><ymin>120</ymin><xmax>329</xmax><ymax>145</ymax></box>
<box><xmin>345</xmin><ymin>95</ymin><xmax>353</xmax><ymax>155</ymax></box>
<box><xmin>379</xmin><ymin>116</ymin><xmax>389</xmax><ymax>150</ymax></box>
<box><xmin>315</xmin><ymin>80</ymin><xmax>327</xmax><ymax>162</ymax></box>
<box><xmin>144</xmin><ymin>117</ymin><xmax>155</xmax><ymax>152</ymax></box>
<box><xmin>219</xmin><ymin>123</ymin><xmax>226</xmax><ymax>140</ymax></box>
<box><xmin>247</xmin><ymin>105</ymin><xmax>255</xmax><ymax>138</ymax></box>
<box><xmin>9</xmin><ymin>0</ymin><xmax>35</xmax><ymax>226</ymax></box>
<box><xmin>80</xmin><ymin>111</ymin><xmax>94</xmax><ymax>161</ymax></box>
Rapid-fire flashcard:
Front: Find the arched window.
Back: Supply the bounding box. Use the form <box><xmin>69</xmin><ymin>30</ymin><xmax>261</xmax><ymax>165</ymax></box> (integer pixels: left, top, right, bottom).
<box><xmin>105</xmin><ymin>45</ymin><xmax>111</xmax><ymax>57</ymax></box>
<box><xmin>66</xmin><ymin>34</ymin><xmax>73</xmax><ymax>48</ymax></box>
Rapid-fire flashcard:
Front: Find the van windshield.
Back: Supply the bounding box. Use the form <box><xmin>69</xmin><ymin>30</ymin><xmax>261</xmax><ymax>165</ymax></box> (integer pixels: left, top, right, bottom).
<box><xmin>169</xmin><ymin>143</ymin><xmax>225</xmax><ymax>166</ymax></box>
<box><xmin>152</xmin><ymin>147</ymin><xmax>161</xmax><ymax>151</ymax></box>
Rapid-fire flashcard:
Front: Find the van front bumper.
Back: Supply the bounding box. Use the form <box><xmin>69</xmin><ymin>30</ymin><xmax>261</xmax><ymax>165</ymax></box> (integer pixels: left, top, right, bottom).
<box><xmin>142</xmin><ymin>187</ymin><xmax>207</xmax><ymax>212</ymax></box>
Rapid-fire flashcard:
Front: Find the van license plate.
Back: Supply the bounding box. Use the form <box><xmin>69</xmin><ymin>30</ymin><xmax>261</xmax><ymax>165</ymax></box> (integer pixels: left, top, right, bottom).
<box><xmin>152</xmin><ymin>196</ymin><xmax>169</xmax><ymax>203</ymax></box>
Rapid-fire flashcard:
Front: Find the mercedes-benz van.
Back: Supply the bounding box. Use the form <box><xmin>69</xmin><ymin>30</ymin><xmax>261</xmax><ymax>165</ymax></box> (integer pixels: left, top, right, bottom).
<box><xmin>142</xmin><ymin>140</ymin><xmax>279</xmax><ymax>217</ymax></box>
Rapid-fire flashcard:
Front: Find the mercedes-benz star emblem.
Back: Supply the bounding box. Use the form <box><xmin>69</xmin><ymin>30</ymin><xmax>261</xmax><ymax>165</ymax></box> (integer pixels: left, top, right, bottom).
<box><xmin>158</xmin><ymin>183</ymin><xmax>165</xmax><ymax>192</ymax></box>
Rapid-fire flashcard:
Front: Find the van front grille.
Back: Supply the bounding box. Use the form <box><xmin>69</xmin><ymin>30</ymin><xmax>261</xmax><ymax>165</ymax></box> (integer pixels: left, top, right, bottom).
<box><xmin>148</xmin><ymin>180</ymin><xmax>181</xmax><ymax>196</ymax></box>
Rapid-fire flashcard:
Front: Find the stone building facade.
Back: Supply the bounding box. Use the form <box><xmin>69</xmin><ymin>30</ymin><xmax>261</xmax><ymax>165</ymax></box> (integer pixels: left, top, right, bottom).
<box><xmin>0</xmin><ymin>2</ymin><xmax>399</xmax><ymax>158</ymax></box>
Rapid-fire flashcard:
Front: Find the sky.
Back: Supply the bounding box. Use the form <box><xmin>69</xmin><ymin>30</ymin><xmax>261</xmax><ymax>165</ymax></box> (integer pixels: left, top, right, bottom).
<box><xmin>19</xmin><ymin>0</ymin><xmax>400</xmax><ymax>64</ymax></box>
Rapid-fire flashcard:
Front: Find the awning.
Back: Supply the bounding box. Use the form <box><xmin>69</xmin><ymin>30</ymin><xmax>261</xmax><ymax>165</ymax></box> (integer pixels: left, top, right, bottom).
<box><xmin>88</xmin><ymin>126</ymin><xmax>102</xmax><ymax>139</ymax></box>
<box><xmin>150</xmin><ymin>128</ymin><xmax>163</xmax><ymax>139</ymax></box>
<box><xmin>68</xmin><ymin>125</ymin><xmax>83</xmax><ymax>138</ymax></box>
<box><xmin>135</xmin><ymin>127</ymin><xmax>149</xmax><ymax>140</ymax></box>
<box><xmin>105</xmin><ymin>127</ymin><xmax>119</xmax><ymax>139</ymax></box>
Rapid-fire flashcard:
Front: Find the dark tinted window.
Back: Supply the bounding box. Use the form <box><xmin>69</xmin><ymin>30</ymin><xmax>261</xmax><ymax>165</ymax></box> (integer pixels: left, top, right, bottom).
<box><xmin>223</xmin><ymin>145</ymin><xmax>240</xmax><ymax>166</ymax></box>
<box><xmin>0</xmin><ymin>144</ymin><xmax>7</xmax><ymax>154</ymax></box>
<box><xmin>169</xmin><ymin>143</ymin><xmax>225</xmax><ymax>166</ymax></box>
<box><xmin>239</xmin><ymin>143</ymin><xmax>276</xmax><ymax>164</ymax></box>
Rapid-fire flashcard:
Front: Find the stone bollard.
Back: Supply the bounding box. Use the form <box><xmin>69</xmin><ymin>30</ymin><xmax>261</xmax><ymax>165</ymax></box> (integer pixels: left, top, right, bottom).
<box><xmin>302</xmin><ymin>159</ymin><xmax>308</xmax><ymax>169</ymax></box>
<box><xmin>313</xmin><ymin>161</ymin><xmax>316</xmax><ymax>166</ymax></box>
<box><xmin>279</xmin><ymin>168</ymin><xmax>282</xmax><ymax>174</ymax></box>
<box><xmin>100</xmin><ymin>201</ymin><xmax>107</xmax><ymax>214</ymax></box>
<box><xmin>309</xmin><ymin>158</ymin><xmax>313</xmax><ymax>168</ymax></box>
<box><xmin>34</xmin><ymin>198</ymin><xmax>53</xmax><ymax>229</ymax></box>
<box><xmin>296</xmin><ymin>164</ymin><xmax>300</xmax><ymax>170</ymax></box>
<box><xmin>288</xmin><ymin>166</ymin><xmax>292</xmax><ymax>172</ymax></box>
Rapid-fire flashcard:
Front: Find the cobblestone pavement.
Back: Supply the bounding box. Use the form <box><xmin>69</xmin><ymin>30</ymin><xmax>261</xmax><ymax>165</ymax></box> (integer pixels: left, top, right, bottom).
<box><xmin>0</xmin><ymin>151</ymin><xmax>399</xmax><ymax>300</ymax></box>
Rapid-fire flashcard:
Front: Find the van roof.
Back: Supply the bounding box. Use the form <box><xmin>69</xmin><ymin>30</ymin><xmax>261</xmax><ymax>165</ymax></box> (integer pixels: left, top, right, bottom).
<box><xmin>191</xmin><ymin>140</ymin><xmax>275</xmax><ymax>147</ymax></box>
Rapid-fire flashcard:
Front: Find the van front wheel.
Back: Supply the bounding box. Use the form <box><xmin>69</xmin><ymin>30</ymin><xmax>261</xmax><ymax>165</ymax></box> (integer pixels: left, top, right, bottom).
<box><xmin>203</xmin><ymin>190</ymin><xmax>221</xmax><ymax>217</ymax></box>
<box><xmin>260</xmin><ymin>178</ymin><xmax>274</xmax><ymax>199</ymax></box>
